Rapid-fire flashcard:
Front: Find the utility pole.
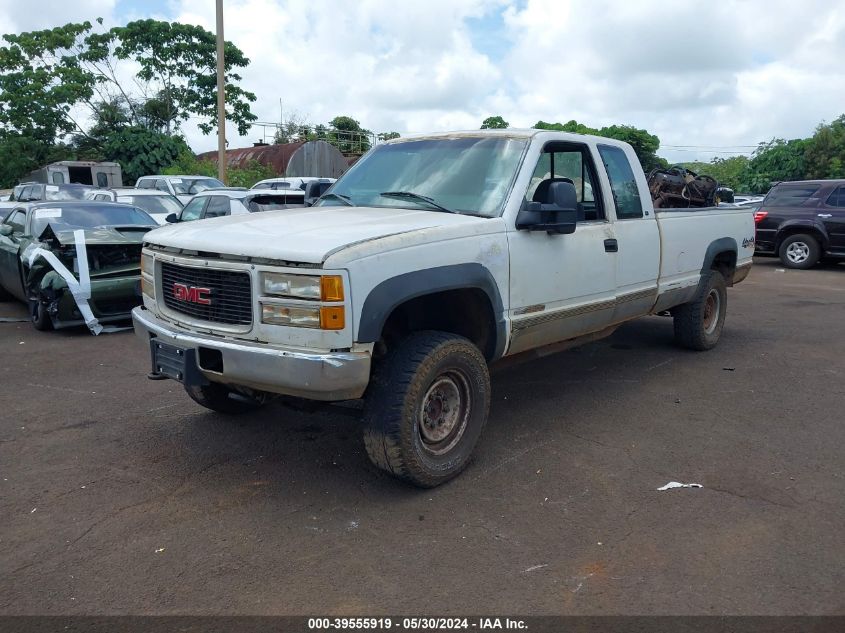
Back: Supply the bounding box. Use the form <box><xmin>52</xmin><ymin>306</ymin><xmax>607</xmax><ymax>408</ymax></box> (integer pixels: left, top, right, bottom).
<box><xmin>215</xmin><ymin>0</ymin><xmax>227</xmax><ymax>184</ymax></box>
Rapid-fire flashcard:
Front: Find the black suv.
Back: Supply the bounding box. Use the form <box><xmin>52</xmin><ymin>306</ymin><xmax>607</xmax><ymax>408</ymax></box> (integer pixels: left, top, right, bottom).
<box><xmin>754</xmin><ymin>180</ymin><xmax>845</xmax><ymax>269</ymax></box>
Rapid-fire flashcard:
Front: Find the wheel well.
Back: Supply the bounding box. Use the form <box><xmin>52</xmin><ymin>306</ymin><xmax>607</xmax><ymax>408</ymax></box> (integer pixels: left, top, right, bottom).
<box><xmin>379</xmin><ymin>289</ymin><xmax>497</xmax><ymax>361</ymax></box>
<box><xmin>711</xmin><ymin>250</ymin><xmax>737</xmax><ymax>284</ymax></box>
<box><xmin>775</xmin><ymin>227</ymin><xmax>825</xmax><ymax>251</ymax></box>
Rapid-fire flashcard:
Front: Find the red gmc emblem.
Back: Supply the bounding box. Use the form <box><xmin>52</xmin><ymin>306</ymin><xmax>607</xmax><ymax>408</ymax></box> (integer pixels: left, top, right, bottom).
<box><xmin>173</xmin><ymin>282</ymin><xmax>212</xmax><ymax>305</ymax></box>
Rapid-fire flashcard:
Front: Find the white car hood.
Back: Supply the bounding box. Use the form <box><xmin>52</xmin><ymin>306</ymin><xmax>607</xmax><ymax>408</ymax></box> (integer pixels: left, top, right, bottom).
<box><xmin>144</xmin><ymin>206</ymin><xmax>488</xmax><ymax>264</ymax></box>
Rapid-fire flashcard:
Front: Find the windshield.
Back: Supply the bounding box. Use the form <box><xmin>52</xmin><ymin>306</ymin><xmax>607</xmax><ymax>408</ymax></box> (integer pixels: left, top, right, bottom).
<box><xmin>31</xmin><ymin>204</ymin><xmax>155</xmax><ymax>236</ymax></box>
<box><xmin>317</xmin><ymin>136</ymin><xmax>528</xmax><ymax>217</ymax></box>
<box><xmin>171</xmin><ymin>178</ymin><xmax>224</xmax><ymax>195</ymax></box>
<box><xmin>119</xmin><ymin>194</ymin><xmax>183</xmax><ymax>216</ymax></box>
<box><xmin>45</xmin><ymin>187</ymin><xmax>91</xmax><ymax>201</ymax></box>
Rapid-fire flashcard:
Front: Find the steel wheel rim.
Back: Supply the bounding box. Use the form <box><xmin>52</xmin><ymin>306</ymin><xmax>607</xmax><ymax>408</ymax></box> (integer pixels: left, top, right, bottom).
<box><xmin>786</xmin><ymin>241</ymin><xmax>810</xmax><ymax>264</ymax></box>
<box><xmin>703</xmin><ymin>289</ymin><xmax>721</xmax><ymax>335</ymax></box>
<box><xmin>418</xmin><ymin>370</ymin><xmax>471</xmax><ymax>455</ymax></box>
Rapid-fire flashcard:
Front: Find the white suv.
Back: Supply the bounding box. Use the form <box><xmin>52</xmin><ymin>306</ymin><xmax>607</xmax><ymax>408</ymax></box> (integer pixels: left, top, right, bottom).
<box><xmin>136</xmin><ymin>175</ymin><xmax>225</xmax><ymax>203</ymax></box>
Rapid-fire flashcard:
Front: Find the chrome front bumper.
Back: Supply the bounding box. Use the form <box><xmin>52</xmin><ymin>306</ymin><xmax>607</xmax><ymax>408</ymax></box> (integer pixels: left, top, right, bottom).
<box><xmin>132</xmin><ymin>307</ymin><xmax>371</xmax><ymax>401</ymax></box>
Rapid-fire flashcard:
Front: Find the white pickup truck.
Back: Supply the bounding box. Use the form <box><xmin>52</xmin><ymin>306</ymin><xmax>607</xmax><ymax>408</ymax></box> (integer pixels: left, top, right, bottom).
<box><xmin>133</xmin><ymin>130</ymin><xmax>754</xmax><ymax>487</ymax></box>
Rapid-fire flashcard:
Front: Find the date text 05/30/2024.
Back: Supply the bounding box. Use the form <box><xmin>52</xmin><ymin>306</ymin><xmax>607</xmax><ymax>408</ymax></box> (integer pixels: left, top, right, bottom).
<box><xmin>308</xmin><ymin>618</ymin><xmax>527</xmax><ymax>630</ymax></box>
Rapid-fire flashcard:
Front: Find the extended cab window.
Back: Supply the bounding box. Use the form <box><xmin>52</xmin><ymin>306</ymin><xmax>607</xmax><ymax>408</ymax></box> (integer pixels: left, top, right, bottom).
<box><xmin>525</xmin><ymin>142</ymin><xmax>604</xmax><ymax>221</ymax></box>
<box><xmin>598</xmin><ymin>145</ymin><xmax>643</xmax><ymax>219</ymax></box>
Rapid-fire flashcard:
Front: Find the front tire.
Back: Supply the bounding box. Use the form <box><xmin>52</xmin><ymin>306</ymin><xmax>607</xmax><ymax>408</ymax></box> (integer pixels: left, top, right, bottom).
<box><xmin>185</xmin><ymin>383</ymin><xmax>265</xmax><ymax>414</ymax></box>
<box><xmin>29</xmin><ymin>299</ymin><xmax>53</xmax><ymax>331</ymax></box>
<box><xmin>673</xmin><ymin>270</ymin><xmax>727</xmax><ymax>351</ymax></box>
<box><xmin>778</xmin><ymin>233</ymin><xmax>820</xmax><ymax>269</ymax></box>
<box><xmin>363</xmin><ymin>331</ymin><xmax>491</xmax><ymax>488</ymax></box>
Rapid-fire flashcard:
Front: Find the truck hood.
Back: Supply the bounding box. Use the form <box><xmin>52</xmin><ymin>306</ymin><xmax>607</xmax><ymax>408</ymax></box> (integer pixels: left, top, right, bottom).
<box><xmin>144</xmin><ymin>207</ymin><xmax>490</xmax><ymax>264</ymax></box>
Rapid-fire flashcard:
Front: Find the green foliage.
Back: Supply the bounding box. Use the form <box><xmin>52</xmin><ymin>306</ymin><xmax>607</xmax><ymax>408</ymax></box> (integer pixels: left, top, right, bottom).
<box><xmin>480</xmin><ymin>115</ymin><xmax>509</xmax><ymax>129</ymax></box>
<box><xmin>804</xmin><ymin>115</ymin><xmax>845</xmax><ymax>180</ymax></box>
<box><xmin>741</xmin><ymin>138</ymin><xmax>808</xmax><ymax>193</ymax></box>
<box><xmin>378</xmin><ymin>131</ymin><xmax>401</xmax><ymax>141</ymax></box>
<box><xmin>0</xmin><ymin>17</ymin><xmax>258</xmax><ymax>186</ymax></box>
<box><xmin>533</xmin><ymin>119</ymin><xmax>667</xmax><ymax>172</ymax></box>
<box><xmin>0</xmin><ymin>133</ymin><xmax>75</xmax><ymax>188</ymax></box>
<box><xmin>327</xmin><ymin>115</ymin><xmax>372</xmax><ymax>153</ymax></box>
<box><xmin>99</xmin><ymin>127</ymin><xmax>191</xmax><ymax>184</ymax></box>
<box><xmin>0</xmin><ymin>22</ymin><xmax>98</xmax><ymax>143</ymax></box>
<box><xmin>224</xmin><ymin>161</ymin><xmax>275</xmax><ymax>189</ymax></box>
<box><xmin>0</xmin><ymin>19</ymin><xmax>257</xmax><ymax>142</ymax></box>
<box><xmin>162</xmin><ymin>155</ymin><xmax>273</xmax><ymax>189</ymax></box>
<box><xmin>682</xmin><ymin>156</ymin><xmax>749</xmax><ymax>191</ymax></box>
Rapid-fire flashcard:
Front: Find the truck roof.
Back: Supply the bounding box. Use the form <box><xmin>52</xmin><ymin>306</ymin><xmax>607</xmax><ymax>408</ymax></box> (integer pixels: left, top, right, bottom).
<box><xmin>386</xmin><ymin>128</ymin><xmax>633</xmax><ymax>150</ymax></box>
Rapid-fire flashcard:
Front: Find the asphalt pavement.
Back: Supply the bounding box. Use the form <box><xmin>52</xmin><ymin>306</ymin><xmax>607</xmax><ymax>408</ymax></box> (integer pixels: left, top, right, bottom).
<box><xmin>1</xmin><ymin>257</ymin><xmax>843</xmax><ymax>615</ymax></box>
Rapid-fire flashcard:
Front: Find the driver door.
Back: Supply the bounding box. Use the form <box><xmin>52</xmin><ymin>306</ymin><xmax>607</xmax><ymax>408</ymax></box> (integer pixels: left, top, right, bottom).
<box><xmin>506</xmin><ymin>142</ymin><xmax>617</xmax><ymax>355</ymax></box>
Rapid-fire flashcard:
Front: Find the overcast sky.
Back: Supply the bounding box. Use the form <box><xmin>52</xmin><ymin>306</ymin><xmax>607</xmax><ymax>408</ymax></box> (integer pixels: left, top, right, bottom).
<box><xmin>2</xmin><ymin>0</ymin><xmax>844</xmax><ymax>163</ymax></box>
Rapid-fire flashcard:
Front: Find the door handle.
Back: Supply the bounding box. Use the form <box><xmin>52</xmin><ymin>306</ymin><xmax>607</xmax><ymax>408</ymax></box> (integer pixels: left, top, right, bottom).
<box><xmin>604</xmin><ymin>239</ymin><xmax>618</xmax><ymax>253</ymax></box>
<box><xmin>817</xmin><ymin>213</ymin><xmax>832</xmax><ymax>218</ymax></box>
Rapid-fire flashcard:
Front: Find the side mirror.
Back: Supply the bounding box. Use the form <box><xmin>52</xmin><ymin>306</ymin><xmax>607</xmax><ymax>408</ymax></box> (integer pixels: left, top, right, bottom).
<box><xmin>516</xmin><ymin>181</ymin><xmax>578</xmax><ymax>235</ymax></box>
<box><xmin>165</xmin><ymin>213</ymin><xmax>179</xmax><ymax>224</ymax></box>
<box><xmin>0</xmin><ymin>225</ymin><xmax>13</xmax><ymax>236</ymax></box>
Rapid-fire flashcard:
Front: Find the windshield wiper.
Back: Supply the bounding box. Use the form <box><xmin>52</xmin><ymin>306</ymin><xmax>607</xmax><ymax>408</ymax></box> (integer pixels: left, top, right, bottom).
<box><xmin>320</xmin><ymin>192</ymin><xmax>354</xmax><ymax>206</ymax></box>
<box><xmin>379</xmin><ymin>191</ymin><xmax>456</xmax><ymax>214</ymax></box>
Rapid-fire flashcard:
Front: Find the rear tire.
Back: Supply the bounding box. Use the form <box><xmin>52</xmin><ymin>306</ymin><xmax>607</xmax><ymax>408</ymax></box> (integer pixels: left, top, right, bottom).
<box><xmin>363</xmin><ymin>331</ymin><xmax>491</xmax><ymax>488</ymax></box>
<box><xmin>29</xmin><ymin>299</ymin><xmax>53</xmax><ymax>331</ymax></box>
<box><xmin>673</xmin><ymin>271</ymin><xmax>727</xmax><ymax>351</ymax></box>
<box><xmin>185</xmin><ymin>383</ymin><xmax>265</xmax><ymax>414</ymax></box>
<box><xmin>778</xmin><ymin>233</ymin><xmax>820</xmax><ymax>269</ymax></box>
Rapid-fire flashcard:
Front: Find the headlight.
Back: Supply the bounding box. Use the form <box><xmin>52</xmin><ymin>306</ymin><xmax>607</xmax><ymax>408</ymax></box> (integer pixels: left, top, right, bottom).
<box><xmin>262</xmin><ymin>273</ymin><xmax>344</xmax><ymax>301</ymax></box>
<box><xmin>141</xmin><ymin>275</ymin><xmax>155</xmax><ymax>300</ymax></box>
<box><xmin>141</xmin><ymin>252</ymin><xmax>154</xmax><ymax>275</ymax></box>
<box><xmin>261</xmin><ymin>303</ymin><xmax>321</xmax><ymax>328</ymax></box>
<box><xmin>261</xmin><ymin>304</ymin><xmax>346</xmax><ymax>330</ymax></box>
<box><xmin>262</xmin><ymin>273</ymin><xmax>321</xmax><ymax>299</ymax></box>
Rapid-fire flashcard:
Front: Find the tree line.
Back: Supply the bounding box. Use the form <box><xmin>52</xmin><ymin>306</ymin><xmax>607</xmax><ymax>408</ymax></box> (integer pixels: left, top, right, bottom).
<box><xmin>682</xmin><ymin>115</ymin><xmax>845</xmax><ymax>193</ymax></box>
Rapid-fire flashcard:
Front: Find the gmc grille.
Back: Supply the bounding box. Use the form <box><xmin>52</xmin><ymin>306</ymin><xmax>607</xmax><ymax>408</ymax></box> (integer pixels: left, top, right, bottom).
<box><xmin>160</xmin><ymin>262</ymin><xmax>252</xmax><ymax>326</ymax></box>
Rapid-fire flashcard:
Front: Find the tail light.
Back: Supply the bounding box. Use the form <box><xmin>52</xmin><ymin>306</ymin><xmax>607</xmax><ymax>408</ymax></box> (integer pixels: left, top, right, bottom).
<box><xmin>753</xmin><ymin>210</ymin><xmax>768</xmax><ymax>224</ymax></box>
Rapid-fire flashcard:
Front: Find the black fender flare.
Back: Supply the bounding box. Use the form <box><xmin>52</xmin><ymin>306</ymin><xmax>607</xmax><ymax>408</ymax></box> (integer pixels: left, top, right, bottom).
<box><xmin>357</xmin><ymin>263</ymin><xmax>508</xmax><ymax>360</ymax></box>
<box><xmin>775</xmin><ymin>219</ymin><xmax>829</xmax><ymax>249</ymax></box>
<box><xmin>700</xmin><ymin>237</ymin><xmax>738</xmax><ymax>284</ymax></box>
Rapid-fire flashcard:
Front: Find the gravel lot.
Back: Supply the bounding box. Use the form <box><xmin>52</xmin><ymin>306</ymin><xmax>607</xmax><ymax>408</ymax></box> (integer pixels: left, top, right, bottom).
<box><xmin>1</xmin><ymin>257</ymin><xmax>843</xmax><ymax>615</ymax></box>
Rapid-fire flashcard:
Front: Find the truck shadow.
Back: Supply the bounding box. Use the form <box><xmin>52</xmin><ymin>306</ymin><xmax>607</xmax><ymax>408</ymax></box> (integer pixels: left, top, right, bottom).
<box><xmin>164</xmin><ymin>315</ymin><xmax>689</xmax><ymax>499</ymax></box>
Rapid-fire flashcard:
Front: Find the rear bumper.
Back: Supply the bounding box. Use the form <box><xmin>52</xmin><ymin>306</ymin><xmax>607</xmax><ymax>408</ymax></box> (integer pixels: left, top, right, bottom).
<box><xmin>132</xmin><ymin>307</ymin><xmax>371</xmax><ymax>401</ymax></box>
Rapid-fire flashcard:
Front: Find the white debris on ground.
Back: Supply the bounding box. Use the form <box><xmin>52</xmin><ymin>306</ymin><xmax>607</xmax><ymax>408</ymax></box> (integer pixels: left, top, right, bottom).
<box><xmin>657</xmin><ymin>481</ymin><xmax>703</xmax><ymax>491</ymax></box>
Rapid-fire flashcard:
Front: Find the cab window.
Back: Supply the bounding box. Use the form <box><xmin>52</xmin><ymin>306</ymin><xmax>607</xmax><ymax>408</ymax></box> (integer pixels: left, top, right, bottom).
<box><xmin>5</xmin><ymin>209</ymin><xmax>27</xmax><ymax>233</ymax></box>
<box><xmin>524</xmin><ymin>142</ymin><xmax>604</xmax><ymax>221</ymax></box>
<box><xmin>155</xmin><ymin>179</ymin><xmax>170</xmax><ymax>193</ymax></box>
<box><xmin>203</xmin><ymin>196</ymin><xmax>231</xmax><ymax>219</ymax></box>
<box><xmin>96</xmin><ymin>173</ymin><xmax>108</xmax><ymax>188</ymax></box>
<box><xmin>179</xmin><ymin>197</ymin><xmax>207</xmax><ymax>222</ymax></box>
<box><xmin>137</xmin><ymin>179</ymin><xmax>155</xmax><ymax>189</ymax></box>
<box><xmin>598</xmin><ymin>144</ymin><xmax>643</xmax><ymax>219</ymax></box>
<box><xmin>52</xmin><ymin>172</ymin><xmax>65</xmax><ymax>184</ymax></box>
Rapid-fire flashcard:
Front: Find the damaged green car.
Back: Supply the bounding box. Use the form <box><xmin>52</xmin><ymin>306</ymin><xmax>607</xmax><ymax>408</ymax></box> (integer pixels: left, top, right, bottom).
<box><xmin>0</xmin><ymin>201</ymin><xmax>157</xmax><ymax>332</ymax></box>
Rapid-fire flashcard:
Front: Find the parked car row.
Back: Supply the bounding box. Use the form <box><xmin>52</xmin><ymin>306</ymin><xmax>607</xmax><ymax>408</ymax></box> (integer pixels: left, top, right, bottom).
<box><xmin>0</xmin><ymin>173</ymin><xmax>339</xmax><ymax>332</ymax></box>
